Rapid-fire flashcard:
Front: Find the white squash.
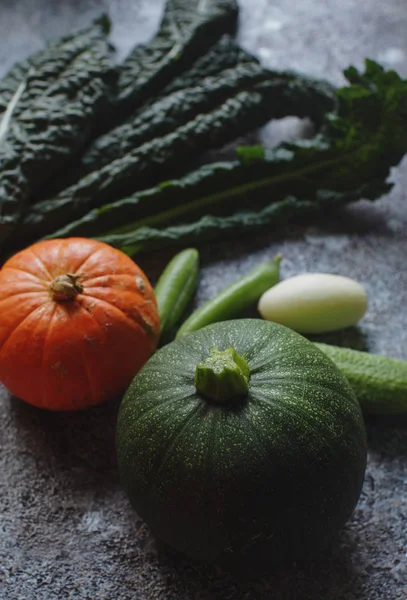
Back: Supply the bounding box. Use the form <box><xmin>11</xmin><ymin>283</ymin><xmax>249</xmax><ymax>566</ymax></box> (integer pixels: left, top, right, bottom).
<box><xmin>258</xmin><ymin>273</ymin><xmax>368</xmax><ymax>334</ymax></box>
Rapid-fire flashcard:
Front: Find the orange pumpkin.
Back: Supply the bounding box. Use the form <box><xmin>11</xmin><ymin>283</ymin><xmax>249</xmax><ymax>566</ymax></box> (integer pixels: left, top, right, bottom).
<box><xmin>0</xmin><ymin>237</ymin><xmax>160</xmax><ymax>411</ymax></box>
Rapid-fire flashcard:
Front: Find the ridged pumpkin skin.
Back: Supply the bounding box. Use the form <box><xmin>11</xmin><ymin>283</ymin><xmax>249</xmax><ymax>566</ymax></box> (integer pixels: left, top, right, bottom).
<box><xmin>116</xmin><ymin>319</ymin><xmax>367</xmax><ymax>565</ymax></box>
<box><xmin>0</xmin><ymin>238</ymin><xmax>160</xmax><ymax>410</ymax></box>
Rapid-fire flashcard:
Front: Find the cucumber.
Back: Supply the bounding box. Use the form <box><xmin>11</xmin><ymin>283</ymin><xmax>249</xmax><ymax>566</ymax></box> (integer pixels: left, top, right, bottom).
<box><xmin>315</xmin><ymin>343</ymin><xmax>407</xmax><ymax>415</ymax></box>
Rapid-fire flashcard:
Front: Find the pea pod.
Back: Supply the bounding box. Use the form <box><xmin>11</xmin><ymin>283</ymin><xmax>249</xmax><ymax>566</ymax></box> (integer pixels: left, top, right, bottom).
<box><xmin>176</xmin><ymin>253</ymin><xmax>282</xmax><ymax>338</ymax></box>
<box><xmin>154</xmin><ymin>248</ymin><xmax>200</xmax><ymax>340</ymax></box>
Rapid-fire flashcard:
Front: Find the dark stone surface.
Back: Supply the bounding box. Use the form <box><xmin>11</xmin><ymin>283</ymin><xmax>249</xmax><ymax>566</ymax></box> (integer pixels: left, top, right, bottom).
<box><xmin>1</xmin><ymin>1</ymin><xmax>407</xmax><ymax>599</ymax></box>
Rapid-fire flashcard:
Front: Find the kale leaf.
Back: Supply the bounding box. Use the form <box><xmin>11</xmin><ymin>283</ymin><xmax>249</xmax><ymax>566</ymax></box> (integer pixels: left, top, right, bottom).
<box><xmin>117</xmin><ymin>0</ymin><xmax>239</xmax><ymax>112</ymax></box>
<box><xmin>21</xmin><ymin>67</ymin><xmax>335</xmax><ymax>243</ymax></box>
<box><xmin>0</xmin><ymin>16</ymin><xmax>116</xmax><ymax>244</ymax></box>
<box><xmin>48</xmin><ymin>60</ymin><xmax>407</xmax><ymax>254</ymax></box>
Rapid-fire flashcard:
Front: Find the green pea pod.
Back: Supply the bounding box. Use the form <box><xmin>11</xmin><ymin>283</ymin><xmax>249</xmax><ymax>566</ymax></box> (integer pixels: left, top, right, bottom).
<box><xmin>176</xmin><ymin>253</ymin><xmax>282</xmax><ymax>338</ymax></box>
<box><xmin>155</xmin><ymin>248</ymin><xmax>200</xmax><ymax>340</ymax></box>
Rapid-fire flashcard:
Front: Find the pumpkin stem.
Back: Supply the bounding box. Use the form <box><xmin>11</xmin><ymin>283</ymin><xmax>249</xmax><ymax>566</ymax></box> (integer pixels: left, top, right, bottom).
<box><xmin>194</xmin><ymin>346</ymin><xmax>250</xmax><ymax>403</ymax></box>
<box><xmin>49</xmin><ymin>273</ymin><xmax>83</xmax><ymax>302</ymax></box>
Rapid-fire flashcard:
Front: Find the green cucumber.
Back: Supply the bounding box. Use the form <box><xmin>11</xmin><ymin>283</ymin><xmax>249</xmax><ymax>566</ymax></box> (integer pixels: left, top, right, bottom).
<box><xmin>315</xmin><ymin>342</ymin><xmax>407</xmax><ymax>415</ymax></box>
<box><xmin>155</xmin><ymin>248</ymin><xmax>199</xmax><ymax>341</ymax></box>
<box><xmin>176</xmin><ymin>254</ymin><xmax>281</xmax><ymax>338</ymax></box>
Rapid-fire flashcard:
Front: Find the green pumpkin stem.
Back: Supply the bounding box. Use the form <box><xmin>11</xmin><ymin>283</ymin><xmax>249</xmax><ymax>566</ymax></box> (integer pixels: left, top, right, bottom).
<box><xmin>194</xmin><ymin>346</ymin><xmax>250</xmax><ymax>403</ymax></box>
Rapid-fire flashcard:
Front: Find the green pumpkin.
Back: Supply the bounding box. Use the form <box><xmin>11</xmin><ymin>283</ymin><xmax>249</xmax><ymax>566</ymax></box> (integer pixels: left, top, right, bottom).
<box><xmin>116</xmin><ymin>319</ymin><xmax>367</xmax><ymax>565</ymax></box>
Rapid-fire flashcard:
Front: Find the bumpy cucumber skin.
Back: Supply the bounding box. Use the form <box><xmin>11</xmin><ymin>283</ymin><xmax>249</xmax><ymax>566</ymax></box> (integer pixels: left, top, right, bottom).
<box><xmin>176</xmin><ymin>254</ymin><xmax>282</xmax><ymax>338</ymax></box>
<box><xmin>154</xmin><ymin>248</ymin><xmax>199</xmax><ymax>337</ymax></box>
<box><xmin>315</xmin><ymin>343</ymin><xmax>407</xmax><ymax>415</ymax></box>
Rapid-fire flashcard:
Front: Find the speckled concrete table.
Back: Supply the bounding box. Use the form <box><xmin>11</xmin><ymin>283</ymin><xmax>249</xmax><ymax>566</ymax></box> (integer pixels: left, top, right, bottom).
<box><xmin>1</xmin><ymin>1</ymin><xmax>407</xmax><ymax>599</ymax></box>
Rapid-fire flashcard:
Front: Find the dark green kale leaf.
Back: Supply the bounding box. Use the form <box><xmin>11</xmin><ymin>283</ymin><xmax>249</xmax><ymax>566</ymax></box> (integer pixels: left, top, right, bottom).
<box><xmin>92</xmin><ymin>186</ymin><xmax>378</xmax><ymax>256</ymax></box>
<box><xmin>42</xmin><ymin>162</ymin><xmax>244</xmax><ymax>239</ymax></box>
<box><xmin>44</xmin><ymin>60</ymin><xmax>407</xmax><ymax>254</ymax></box>
<box><xmin>94</xmin><ymin>197</ymin><xmax>325</xmax><ymax>255</ymax></box>
<box><xmin>0</xmin><ymin>16</ymin><xmax>116</xmax><ymax>245</ymax></box>
<box><xmin>35</xmin><ymin>4</ymin><xmax>244</xmax><ymax>199</ymax></box>
<box><xmin>21</xmin><ymin>68</ymin><xmax>335</xmax><ymax>243</ymax></box>
<box><xmin>72</xmin><ymin>60</ymin><xmax>269</xmax><ymax>176</ymax></box>
<box><xmin>41</xmin><ymin>36</ymin><xmax>286</xmax><ymax>197</ymax></box>
<box><xmin>0</xmin><ymin>15</ymin><xmax>112</xmax><ymax>118</ymax></box>
<box><xmin>160</xmin><ymin>34</ymin><xmax>257</xmax><ymax>96</ymax></box>
<box><xmin>73</xmin><ymin>36</ymin><xmax>264</xmax><ymax>177</ymax></box>
<box><xmin>117</xmin><ymin>0</ymin><xmax>239</xmax><ymax>112</ymax></box>
<box><xmin>72</xmin><ymin>41</ymin><xmax>334</xmax><ymax>179</ymax></box>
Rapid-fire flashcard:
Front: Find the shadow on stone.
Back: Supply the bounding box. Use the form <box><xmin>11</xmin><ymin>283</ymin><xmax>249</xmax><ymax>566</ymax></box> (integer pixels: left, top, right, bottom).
<box><xmin>365</xmin><ymin>417</ymin><xmax>407</xmax><ymax>456</ymax></box>
<box><xmin>8</xmin><ymin>393</ymin><xmax>122</xmax><ymax>481</ymax></box>
<box><xmin>307</xmin><ymin>326</ymin><xmax>369</xmax><ymax>351</ymax></box>
<box><xmin>144</xmin><ymin>525</ymin><xmax>365</xmax><ymax>600</ymax></box>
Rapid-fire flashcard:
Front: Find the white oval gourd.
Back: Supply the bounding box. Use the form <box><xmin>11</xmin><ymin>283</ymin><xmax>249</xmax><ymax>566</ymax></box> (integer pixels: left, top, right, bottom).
<box><xmin>258</xmin><ymin>273</ymin><xmax>368</xmax><ymax>334</ymax></box>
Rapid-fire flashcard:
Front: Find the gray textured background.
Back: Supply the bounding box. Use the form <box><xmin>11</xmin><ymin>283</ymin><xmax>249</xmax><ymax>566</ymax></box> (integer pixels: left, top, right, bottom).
<box><xmin>1</xmin><ymin>1</ymin><xmax>407</xmax><ymax>599</ymax></box>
